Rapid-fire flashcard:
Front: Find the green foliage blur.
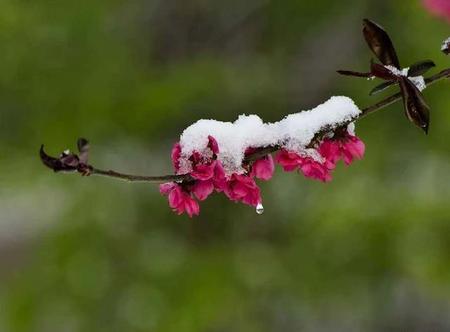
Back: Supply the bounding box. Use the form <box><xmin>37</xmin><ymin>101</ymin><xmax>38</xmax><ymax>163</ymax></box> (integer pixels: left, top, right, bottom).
<box><xmin>1</xmin><ymin>0</ymin><xmax>449</xmax><ymax>331</ymax></box>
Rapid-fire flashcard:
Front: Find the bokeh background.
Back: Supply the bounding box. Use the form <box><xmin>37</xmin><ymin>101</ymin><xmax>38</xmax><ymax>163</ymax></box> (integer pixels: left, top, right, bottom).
<box><xmin>1</xmin><ymin>0</ymin><xmax>449</xmax><ymax>331</ymax></box>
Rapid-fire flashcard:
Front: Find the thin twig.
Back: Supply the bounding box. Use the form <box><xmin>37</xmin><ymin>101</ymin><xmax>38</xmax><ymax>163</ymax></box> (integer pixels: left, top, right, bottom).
<box><xmin>91</xmin><ymin>168</ymin><xmax>189</xmax><ymax>183</ymax></box>
<box><xmin>50</xmin><ymin>68</ymin><xmax>450</xmax><ymax>184</ymax></box>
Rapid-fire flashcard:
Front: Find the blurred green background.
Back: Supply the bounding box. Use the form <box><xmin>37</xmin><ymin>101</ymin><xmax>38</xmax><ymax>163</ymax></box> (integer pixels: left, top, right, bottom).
<box><xmin>1</xmin><ymin>0</ymin><xmax>449</xmax><ymax>331</ymax></box>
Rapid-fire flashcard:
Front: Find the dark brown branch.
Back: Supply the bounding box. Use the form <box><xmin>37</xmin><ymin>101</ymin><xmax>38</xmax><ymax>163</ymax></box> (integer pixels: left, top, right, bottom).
<box><xmin>90</xmin><ymin>168</ymin><xmax>189</xmax><ymax>183</ymax></box>
<box><xmin>42</xmin><ymin>68</ymin><xmax>450</xmax><ymax>184</ymax></box>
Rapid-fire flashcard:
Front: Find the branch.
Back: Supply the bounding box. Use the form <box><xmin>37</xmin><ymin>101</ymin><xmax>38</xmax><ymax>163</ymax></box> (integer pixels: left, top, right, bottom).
<box><xmin>90</xmin><ymin>168</ymin><xmax>188</xmax><ymax>183</ymax></box>
<box><xmin>40</xmin><ymin>68</ymin><xmax>450</xmax><ymax>184</ymax></box>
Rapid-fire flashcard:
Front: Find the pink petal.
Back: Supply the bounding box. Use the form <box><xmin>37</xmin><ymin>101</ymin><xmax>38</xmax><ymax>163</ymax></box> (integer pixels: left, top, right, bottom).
<box><xmin>342</xmin><ymin>136</ymin><xmax>365</xmax><ymax>166</ymax></box>
<box><xmin>224</xmin><ymin>174</ymin><xmax>261</xmax><ymax>207</ymax></box>
<box><xmin>159</xmin><ymin>182</ymin><xmax>175</xmax><ymax>195</ymax></box>
<box><xmin>275</xmin><ymin>150</ymin><xmax>302</xmax><ymax>172</ymax></box>
<box><xmin>168</xmin><ymin>185</ymin><xmax>184</xmax><ymax>209</ymax></box>
<box><xmin>224</xmin><ymin>175</ymin><xmax>246</xmax><ymax>200</ymax></box>
<box><xmin>213</xmin><ymin>161</ymin><xmax>227</xmax><ymax>191</ymax></box>
<box><xmin>251</xmin><ymin>155</ymin><xmax>275</xmax><ymax>180</ymax></box>
<box><xmin>299</xmin><ymin>158</ymin><xmax>332</xmax><ymax>182</ymax></box>
<box><xmin>319</xmin><ymin>139</ymin><xmax>340</xmax><ymax>167</ymax></box>
<box><xmin>232</xmin><ymin>182</ymin><xmax>250</xmax><ymax>198</ymax></box>
<box><xmin>207</xmin><ymin>135</ymin><xmax>219</xmax><ymax>155</ymax></box>
<box><xmin>191</xmin><ymin>162</ymin><xmax>215</xmax><ymax>180</ymax></box>
<box><xmin>184</xmin><ymin>196</ymin><xmax>200</xmax><ymax>218</ymax></box>
<box><xmin>242</xmin><ymin>186</ymin><xmax>261</xmax><ymax>207</ymax></box>
<box><xmin>192</xmin><ymin>180</ymin><xmax>214</xmax><ymax>201</ymax></box>
<box><xmin>171</xmin><ymin>143</ymin><xmax>181</xmax><ymax>172</ymax></box>
<box><xmin>348</xmin><ymin>136</ymin><xmax>365</xmax><ymax>159</ymax></box>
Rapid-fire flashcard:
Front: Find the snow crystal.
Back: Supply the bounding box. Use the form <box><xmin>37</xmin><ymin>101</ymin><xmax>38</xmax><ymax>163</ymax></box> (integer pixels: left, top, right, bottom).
<box><xmin>347</xmin><ymin>122</ymin><xmax>356</xmax><ymax>136</ymax></box>
<box><xmin>385</xmin><ymin>65</ymin><xmax>408</xmax><ymax>77</ymax></box>
<box><xmin>441</xmin><ymin>37</ymin><xmax>450</xmax><ymax>52</ymax></box>
<box><xmin>179</xmin><ymin>96</ymin><xmax>361</xmax><ymax>175</ymax></box>
<box><xmin>408</xmin><ymin>76</ymin><xmax>426</xmax><ymax>92</ymax></box>
<box><xmin>384</xmin><ymin>65</ymin><xmax>426</xmax><ymax>91</ymax></box>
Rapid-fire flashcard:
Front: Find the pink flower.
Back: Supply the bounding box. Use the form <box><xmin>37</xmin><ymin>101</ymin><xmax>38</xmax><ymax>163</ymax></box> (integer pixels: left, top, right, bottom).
<box><xmin>191</xmin><ymin>161</ymin><xmax>227</xmax><ymax>200</ymax></box>
<box><xmin>161</xmin><ymin>137</ymin><xmax>228</xmax><ymax>217</ymax></box>
<box><xmin>423</xmin><ymin>0</ymin><xmax>450</xmax><ymax>22</ymax></box>
<box><xmin>318</xmin><ymin>140</ymin><xmax>341</xmax><ymax>166</ymax></box>
<box><xmin>275</xmin><ymin>149</ymin><xmax>333</xmax><ymax>182</ymax></box>
<box><xmin>159</xmin><ymin>183</ymin><xmax>200</xmax><ymax>217</ymax></box>
<box><xmin>340</xmin><ymin>135</ymin><xmax>365</xmax><ymax>165</ymax></box>
<box><xmin>171</xmin><ymin>136</ymin><xmax>219</xmax><ymax>176</ymax></box>
<box><xmin>224</xmin><ymin>174</ymin><xmax>261</xmax><ymax>207</ymax></box>
<box><xmin>319</xmin><ymin>134</ymin><xmax>365</xmax><ymax>166</ymax></box>
<box><xmin>274</xmin><ymin>150</ymin><xmax>303</xmax><ymax>172</ymax></box>
<box><xmin>251</xmin><ymin>155</ymin><xmax>275</xmax><ymax>180</ymax></box>
<box><xmin>298</xmin><ymin>157</ymin><xmax>333</xmax><ymax>182</ymax></box>
<box><xmin>188</xmin><ymin>136</ymin><xmax>222</xmax><ymax>180</ymax></box>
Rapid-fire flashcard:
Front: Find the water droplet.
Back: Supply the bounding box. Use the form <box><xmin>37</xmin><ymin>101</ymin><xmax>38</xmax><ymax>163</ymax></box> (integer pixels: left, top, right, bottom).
<box><xmin>256</xmin><ymin>203</ymin><xmax>264</xmax><ymax>215</ymax></box>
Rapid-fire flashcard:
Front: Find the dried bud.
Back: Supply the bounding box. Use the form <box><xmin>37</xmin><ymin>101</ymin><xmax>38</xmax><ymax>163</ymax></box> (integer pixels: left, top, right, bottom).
<box><xmin>40</xmin><ymin>138</ymin><xmax>92</xmax><ymax>175</ymax></box>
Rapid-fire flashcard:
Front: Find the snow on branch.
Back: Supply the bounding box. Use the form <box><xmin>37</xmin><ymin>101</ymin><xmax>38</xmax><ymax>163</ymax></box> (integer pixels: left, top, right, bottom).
<box><xmin>179</xmin><ymin>96</ymin><xmax>360</xmax><ymax>176</ymax></box>
<box><xmin>39</xmin><ymin>19</ymin><xmax>450</xmax><ymax>217</ymax></box>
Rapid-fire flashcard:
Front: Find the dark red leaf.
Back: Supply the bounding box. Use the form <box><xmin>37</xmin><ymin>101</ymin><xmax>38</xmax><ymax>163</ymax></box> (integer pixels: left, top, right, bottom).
<box><xmin>370</xmin><ymin>62</ymin><xmax>397</xmax><ymax>80</ymax></box>
<box><xmin>369</xmin><ymin>80</ymin><xmax>396</xmax><ymax>95</ymax></box>
<box><xmin>408</xmin><ymin>60</ymin><xmax>435</xmax><ymax>76</ymax></box>
<box><xmin>398</xmin><ymin>77</ymin><xmax>430</xmax><ymax>134</ymax></box>
<box><xmin>363</xmin><ymin>19</ymin><xmax>400</xmax><ymax>68</ymax></box>
<box><xmin>336</xmin><ymin>70</ymin><xmax>372</xmax><ymax>78</ymax></box>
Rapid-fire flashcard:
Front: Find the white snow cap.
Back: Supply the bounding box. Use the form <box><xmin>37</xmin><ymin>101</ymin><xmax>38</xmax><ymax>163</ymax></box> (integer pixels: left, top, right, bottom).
<box><xmin>179</xmin><ymin>96</ymin><xmax>361</xmax><ymax>174</ymax></box>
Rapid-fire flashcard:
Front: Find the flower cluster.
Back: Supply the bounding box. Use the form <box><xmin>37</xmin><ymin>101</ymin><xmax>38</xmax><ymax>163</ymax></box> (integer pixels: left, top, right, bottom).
<box><xmin>160</xmin><ymin>136</ymin><xmax>274</xmax><ymax>217</ymax></box>
<box><xmin>160</xmin><ymin>130</ymin><xmax>365</xmax><ymax>217</ymax></box>
<box><xmin>275</xmin><ymin>130</ymin><xmax>365</xmax><ymax>183</ymax></box>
